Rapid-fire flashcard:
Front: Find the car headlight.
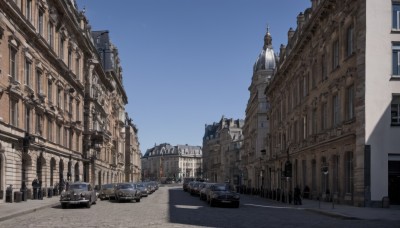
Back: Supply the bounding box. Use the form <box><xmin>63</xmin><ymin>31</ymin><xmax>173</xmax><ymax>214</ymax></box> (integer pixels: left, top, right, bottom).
<box><xmin>234</xmin><ymin>195</ymin><xmax>240</xmax><ymax>199</ymax></box>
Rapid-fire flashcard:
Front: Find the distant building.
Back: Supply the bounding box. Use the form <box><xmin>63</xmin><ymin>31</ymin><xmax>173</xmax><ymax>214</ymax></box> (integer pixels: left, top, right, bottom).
<box><xmin>141</xmin><ymin>143</ymin><xmax>202</xmax><ymax>181</ymax></box>
<box><xmin>203</xmin><ymin>116</ymin><xmax>244</xmax><ymax>184</ymax></box>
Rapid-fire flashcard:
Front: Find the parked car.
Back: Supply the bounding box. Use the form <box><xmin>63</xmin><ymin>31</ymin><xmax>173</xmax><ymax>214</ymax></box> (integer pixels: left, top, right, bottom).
<box><xmin>190</xmin><ymin>182</ymin><xmax>205</xmax><ymax>196</ymax></box>
<box><xmin>207</xmin><ymin>183</ymin><xmax>240</xmax><ymax>208</ymax></box>
<box><xmin>60</xmin><ymin>182</ymin><xmax>97</xmax><ymax>209</ymax></box>
<box><xmin>99</xmin><ymin>183</ymin><xmax>116</xmax><ymax>200</ymax></box>
<box><xmin>114</xmin><ymin>183</ymin><xmax>141</xmax><ymax>202</ymax></box>
<box><xmin>136</xmin><ymin>182</ymin><xmax>149</xmax><ymax>197</ymax></box>
<box><xmin>200</xmin><ymin>183</ymin><xmax>215</xmax><ymax>201</ymax></box>
<box><xmin>183</xmin><ymin>178</ymin><xmax>195</xmax><ymax>191</ymax></box>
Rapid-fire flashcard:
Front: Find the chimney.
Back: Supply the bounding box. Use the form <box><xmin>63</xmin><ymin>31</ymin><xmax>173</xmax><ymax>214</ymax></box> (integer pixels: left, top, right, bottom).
<box><xmin>288</xmin><ymin>27</ymin><xmax>295</xmax><ymax>41</ymax></box>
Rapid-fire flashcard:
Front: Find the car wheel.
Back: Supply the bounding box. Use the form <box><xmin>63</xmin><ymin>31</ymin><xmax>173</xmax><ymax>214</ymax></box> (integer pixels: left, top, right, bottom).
<box><xmin>61</xmin><ymin>203</ymin><xmax>67</xmax><ymax>209</ymax></box>
<box><xmin>234</xmin><ymin>202</ymin><xmax>239</xmax><ymax>208</ymax></box>
<box><xmin>86</xmin><ymin>200</ymin><xmax>91</xmax><ymax>208</ymax></box>
<box><xmin>136</xmin><ymin>198</ymin><xmax>141</xmax><ymax>202</ymax></box>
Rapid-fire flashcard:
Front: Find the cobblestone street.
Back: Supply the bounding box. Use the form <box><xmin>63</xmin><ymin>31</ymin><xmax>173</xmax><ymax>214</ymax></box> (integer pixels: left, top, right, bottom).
<box><xmin>0</xmin><ymin>185</ymin><xmax>398</xmax><ymax>228</ymax></box>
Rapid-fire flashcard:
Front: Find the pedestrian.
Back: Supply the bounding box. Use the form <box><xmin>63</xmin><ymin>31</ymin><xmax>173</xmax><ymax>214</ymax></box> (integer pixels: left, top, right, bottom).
<box><xmin>294</xmin><ymin>185</ymin><xmax>302</xmax><ymax>205</ymax></box>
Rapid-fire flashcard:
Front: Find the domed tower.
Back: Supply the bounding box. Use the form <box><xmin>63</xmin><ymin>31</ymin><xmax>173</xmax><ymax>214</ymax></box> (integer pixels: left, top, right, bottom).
<box><xmin>243</xmin><ymin>27</ymin><xmax>276</xmax><ymax>189</ymax></box>
<box><xmin>253</xmin><ymin>27</ymin><xmax>277</xmax><ymax>73</ymax></box>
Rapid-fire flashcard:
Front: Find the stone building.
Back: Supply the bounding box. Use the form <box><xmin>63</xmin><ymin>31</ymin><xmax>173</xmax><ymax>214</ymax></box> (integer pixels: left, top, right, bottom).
<box><xmin>242</xmin><ymin>28</ymin><xmax>276</xmax><ymax>189</ymax></box>
<box><xmin>141</xmin><ymin>143</ymin><xmax>202</xmax><ymax>181</ymax></box>
<box><xmin>0</xmin><ymin>0</ymin><xmax>139</xmax><ymax>202</ymax></box>
<box><xmin>203</xmin><ymin>116</ymin><xmax>244</xmax><ymax>184</ymax></box>
<box><xmin>89</xmin><ymin>30</ymin><xmax>128</xmax><ymax>186</ymax></box>
<box><xmin>125</xmin><ymin>114</ymin><xmax>141</xmax><ymax>182</ymax></box>
<box><xmin>265</xmin><ymin>0</ymin><xmax>400</xmax><ymax>207</ymax></box>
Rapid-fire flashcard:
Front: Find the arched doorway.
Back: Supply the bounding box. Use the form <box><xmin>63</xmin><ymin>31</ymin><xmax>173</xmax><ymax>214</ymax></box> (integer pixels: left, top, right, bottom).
<box><xmin>59</xmin><ymin>159</ymin><xmax>64</xmax><ymax>182</ymax></box>
<box><xmin>50</xmin><ymin>158</ymin><xmax>56</xmax><ymax>187</ymax></box>
<box><xmin>74</xmin><ymin>163</ymin><xmax>80</xmax><ymax>182</ymax></box>
<box><xmin>36</xmin><ymin>153</ymin><xmax>46</xmax><ymax>182</ymax></box>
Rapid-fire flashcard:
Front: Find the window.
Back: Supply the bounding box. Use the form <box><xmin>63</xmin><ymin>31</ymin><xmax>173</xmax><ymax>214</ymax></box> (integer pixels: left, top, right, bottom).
<box><xmin>48</xmin><ymin>80</ymin><xmax>53</xmax><ymax>103</ymax></box>
<box><xmin>392</xmin><ymin>42</ymin><xmax>400</xmax><ymax>76</ymax></box>
<box><xmin>346</xmin><ymin>85</ymin><xmax>355</xmax><ymax>120</ymax></box>
<box><xmin>10</xmin><ymin>46</ymin><xmax>18</xmax><ymax>82</ymax></box>
<box><xmin>48</xmin><ymin>22</ymin><xmax>54</xmax><ymax>48</ymax></box>
<box><xmin>69</xmin><ymin>96</ymin><xmax>73</xmax><ymax>114</ymax></box>
<box><xmin>346</xmin><ymin>25</ymin><xmax>354</xmax><ymax>57</ymax></box>
<box><xmin>59</xmin><ymin>38</ymin><xmax>64</xmax><ymax>60</ymax></box>
<box><xmin>26</xmin><ymin>0</ymin><xmax>32</xmax><ymax>22</ymax></box>
<box><xmin>64</xmin><ymin>128</ymin><xmax>68</xmax><ymax>147</ymax></box>
<box><xmin>393</xmin><ymin>2</ymin><xmax>400</xmax><ymax>30</ymax></box>
<box><xmin>302</xmin><ymin>115</ymin><xmax>307</xmax><ymax>139</ymax></box>
<box><xmin>24</xmin><ymin>59</ymin><xmax>31</xmax><ymax>86</ymax></box>
<box><xmin>38</xmin><ymin>10</ymin><xmax>44</xmax><ymax>35</ymax></box>
<box><xmin>391</xmin><ymin>95</ymin><xmax>400</xmax><ymax>126</ymax></box>
<box><xmin>332</xmin><ymin>40</ymin><xmax>339</xmax><ymax>69</ymax></box>
<box><xmin>312</xmin><ymin>109</ymin><xmax>317</xmax><ymax>134</ymax></box>
<box><xmin>321</xmin><ymin>103</ymin><xmax>328</xmax><ymax>130</ymax></box>
<box><xmin>56</xmin><ymin>124</ymin><xmax>61</xmax><ymax>144</ymax></box>
<box><xmin>76</xmin><ymin>102</ymin><xmax>80</xmax><ymax>121</ymax></box>
<box><xmin>68</xmin><ymin>49</ymin><xmax>72</xmax><ymax>69</ymax></box>
<box><xmin>64</xmin><ymin>92</ymin><xmax>68</xmax><ymax>111</ymax></box>
<box><xmin>332</xmin><ymin>94</ymin><xmax>340</xmax><ymax>126</ymax></box>
<box><xmin>47</xmin><ymin>119</ymin><xmax>53</xmax><ymax>142</ymax></box>
<box><xmin>75</xmin><ymin>57</ymin><xmax>80</xmax><ymax>79</ymax></box>
<box><xmin>35</xmin><ymin>113</ymin><xmax>42</xmax><ymax>136</ymax></box>
<box><xmin>25</xmin><ymin>107</ymin><xmax>31</xmax><ymax>132</ymax></box>
<box><xmin>57</xmin><ymin>86</ymin><xmax>62</xmax><ymax>108</ymax></box>
<box><xmin>36</xmin><ymin>70</ymin><xmax>42</xmax><ymax>93</ymax></box>
<box><xmin>321</xmin><ymin>54</ymin><xmax>327</xmax><ymax>81</ymax></box>
<box><xmin>344</xmin><ymin>151</ymin><xmax>353</xmax><ymax>194</ymax></box>
<box><xmin>76</xmin><ymin>134</ymin><xmax>80</xmax><ymax>152</ymax></box>
<box><xmin>10</xmin><ymin>100</ymin><xmax>19</xmax><ymax>127</ymax></box>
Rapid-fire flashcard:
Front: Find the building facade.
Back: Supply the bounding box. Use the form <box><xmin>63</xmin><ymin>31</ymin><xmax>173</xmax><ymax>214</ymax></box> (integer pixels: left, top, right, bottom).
<box><xmin>0</xmin><ymin>0</ymin><xmax>139</xmax><ymax>202</ymax></box>
<box><xmin>125</xmin><ymin>115</ymin><xmax>141</xmax><ymax>182</ymax></box>
<box><xmin>242</xmin><ymin>29</ymin><xmax>276</xmax><ymax>189</ymax></box>
<box><xmin>203</xmin><ymin>116</ymin><xmax>244</xmax><ymax>184</ymax></box>
<box><xmin>141</xmin><ymin>143</ymin><xmax>202</xmax><ymax>181</ymax></box>
<box><xmin>265</xmin><ymin>0</ymin><xmax>400</xmax><ymax>207</ymax></box>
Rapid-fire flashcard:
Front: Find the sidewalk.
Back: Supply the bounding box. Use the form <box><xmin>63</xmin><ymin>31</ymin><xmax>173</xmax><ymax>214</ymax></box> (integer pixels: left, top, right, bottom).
<box><xmin>244</xmin><ymin>194</ymin><xmax>400</xmax><ymax>221</ymax></box>
<box><xmin>0</xmin><ymin>197</ymin><xmax>60</xmax><ymax>222</ymax></box>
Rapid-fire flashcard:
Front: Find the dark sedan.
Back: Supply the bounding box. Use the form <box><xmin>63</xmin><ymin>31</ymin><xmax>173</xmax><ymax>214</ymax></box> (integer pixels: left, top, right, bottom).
<box><xmin>60</xmin><ymin>182</ymin><xmax>97</xmax><ymax>209</ymax></box>
<box><xmin>207</xmin><ymin>183</ymin><xmax>240</xmax><ymax>208</ymax></box>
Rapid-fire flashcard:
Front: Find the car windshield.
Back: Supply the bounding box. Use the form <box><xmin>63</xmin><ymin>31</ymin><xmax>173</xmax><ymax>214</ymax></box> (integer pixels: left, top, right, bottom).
<box><xmin>102</xmin><ymin>184</ymin><xmax>114</xmax><ymax>189</ymax></box>
<box><xmin>213</xmin><ymin>185</ymin><xmax>228</xmax><ymax>191</ymax></box>
<box><xmin>118</xmin><ymin>184</ymin><xmax>134</xmax><ymax>189</ymax></box>
<box><xmin>69</xmin><ymin>184</ymin><xmax>88</xmax><ymax>190</ymax></box>
<box><xmin>136</xmin><ymin>183</ymin><xmax>144</xmax><ymax>187</ymax></box>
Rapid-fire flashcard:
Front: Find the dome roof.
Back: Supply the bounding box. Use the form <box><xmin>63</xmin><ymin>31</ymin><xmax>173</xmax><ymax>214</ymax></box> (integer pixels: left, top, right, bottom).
<box><xmin>253</xmin><ymin>29</ymin><xmax>276</xmax><ymax>72</ymax></box>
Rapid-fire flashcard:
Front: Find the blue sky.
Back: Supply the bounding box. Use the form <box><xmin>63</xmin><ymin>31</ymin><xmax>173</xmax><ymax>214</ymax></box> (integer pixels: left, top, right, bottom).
<box><xmin>76</xmin><ymin>0</ymin><xmax>310</xmax><ymax>153</ymax></box>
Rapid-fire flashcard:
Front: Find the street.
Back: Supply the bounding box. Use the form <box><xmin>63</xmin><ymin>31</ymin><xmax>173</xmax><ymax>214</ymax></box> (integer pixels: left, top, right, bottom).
<box><xmin>0</xmin><ymin>185</ymin><xmax>397</xmax><ymax>228</ymax></box>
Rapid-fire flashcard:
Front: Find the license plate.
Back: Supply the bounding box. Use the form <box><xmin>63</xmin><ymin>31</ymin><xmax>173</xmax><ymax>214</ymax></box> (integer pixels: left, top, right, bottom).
<box><xmin>221</xmin><ymin>200</ymin><xmax>231</xmax><ymax>203</ymax></box>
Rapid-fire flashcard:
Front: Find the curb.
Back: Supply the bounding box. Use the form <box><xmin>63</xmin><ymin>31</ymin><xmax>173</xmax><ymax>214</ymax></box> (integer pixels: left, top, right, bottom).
<box><xmin>305</xmin><ymin>208</ymin><xmax>360</xmax><ymax>220</ymax></box>
<box><xmin>0</xmin><ymin>202</ymin><xmax>60</xmax><ymax>222</ymax></box>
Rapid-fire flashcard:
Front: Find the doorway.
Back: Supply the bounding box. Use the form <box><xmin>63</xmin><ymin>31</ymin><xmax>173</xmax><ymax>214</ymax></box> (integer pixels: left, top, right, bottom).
<box><xmin>389</xmin><ymin>161</ymin><xmax>400</xmax><ymax>205</ymax></box>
